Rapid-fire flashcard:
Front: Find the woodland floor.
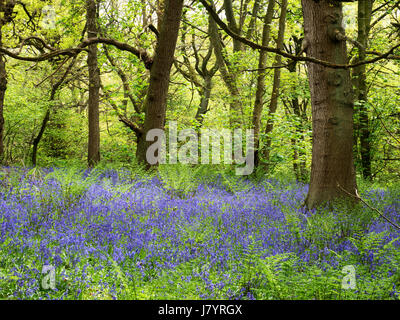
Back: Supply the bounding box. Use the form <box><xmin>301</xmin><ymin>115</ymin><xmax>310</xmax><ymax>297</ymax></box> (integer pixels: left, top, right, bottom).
<box><xmin>0</xmin><ymin>166</ymin><xmax>399</xmax><ymax>300</ymax></box>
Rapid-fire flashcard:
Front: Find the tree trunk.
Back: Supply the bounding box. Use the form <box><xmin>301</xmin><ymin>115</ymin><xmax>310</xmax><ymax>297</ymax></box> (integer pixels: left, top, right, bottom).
<box><xmin>285</xmin><ymin>97</ymin><xmax>309</xmax><ymax>183</ymax></box>
<box><xmin>263</xmin><ymin>0</ymin><xmax>287</xmax><ymax>170</ymax></box>
<box><xmin>0</xmin><ymin>1</ymin><xmax>16</xmax><ymax>164</ymax></box>
<box><xmin>252</xmin><ymin>0</ymin><xmax>275</xmax><ymax>167</ymax></box>
<box><xmin>353</xmin><ymin>0</ymin><xmax>373</xmax><ymax>180</ymax></box>
<box><xmin>142</xmin><ymin>1</ymin><xmax>148</xmax><ymax>28</ymax></box>
<box><xmin>32</xmin><ymin>109</ymin><xmax>50</xmax><ymax>166</ymax></box>
<box><xmin>246</xmin><ymin>0</ymin><xmax>261</xmax><ymax>40</ymax></box>
<box><xmin>282</xmin><ymin>36</ymin><xmax>309</xmax><ymax>182</ymax></box>
<box><xmin>302</xmin><ymin>0</ymin><xmax>357</xmax><ymax>208</ymax></box>
<box><xmin>177</xmin><ymin>17</ymin><xmax>217</xmax><ymax>127</ymax></box>
<box><xmin>0</xmin><ymin>40</ymin><xmax>5</xmax><ymax>163</ymax></box>
<box><xmin>156</xmin><ymin>0</ymin><xmax>165</xmax><ymax>31</ymax></box>
<box><xmin>291</xmin><ymin>98</ymin><xmax>309</xmax><ymax>183</ymax></box>
<box><xmin>290</xmin><ymin>136</ymin><xmax>300</xmax><ymax>180</ymax></box>
<box><xmin>208</xmin><ymin>14</ymin><xmax>242</xmax><ymax>128</ymax></box>
<box><xmin>136</xmin><ymin>0</ymin><xmax>184</xmax><ymax>166</ymax></box>
<box><xmin>195</xmin><ymin>75</ymin><xmax>212</xmax><ymax>125</ymax></box>
<box><xmin>87</xmin><ymin>0</ymin><xmax>101</xmax><ymax>167</ymax></box>
<box><xmin>223</xmin><ymin>0</ymin><xmax>242</xmax><ymax>52</ymax></box>
<box><xmin>32</xmin><ymin>57</ymin><xmax>77</xmax><ymax>166</ymax></box>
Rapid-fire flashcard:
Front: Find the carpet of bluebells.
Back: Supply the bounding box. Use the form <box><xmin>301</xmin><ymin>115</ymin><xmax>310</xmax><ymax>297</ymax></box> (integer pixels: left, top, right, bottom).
<box><xmin>0</xmin><ymin>166</ymin><xmax>400</xmax><ymax>300</ymax></box>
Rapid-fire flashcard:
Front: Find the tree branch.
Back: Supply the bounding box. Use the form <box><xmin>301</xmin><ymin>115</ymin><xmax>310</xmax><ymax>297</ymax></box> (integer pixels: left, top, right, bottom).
<box><xmin>0</xmin><ymin>37</ymin><xmax>154</xmax><ymax>69</ymax></box>
<box><xmin>198</xmin><ymin>0</ymin><xmax>400</xmax><ymax>69</ymax></box>
<box><xmin>337</xmin><ymin>184</ymin><xmax>400</xmax><ymax>231</ymax></box>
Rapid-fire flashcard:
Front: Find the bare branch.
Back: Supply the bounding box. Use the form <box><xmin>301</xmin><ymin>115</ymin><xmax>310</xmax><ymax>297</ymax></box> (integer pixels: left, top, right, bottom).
<box><xmin>338</xmin><ymin>184</ymin><xmax>400</xmax><ymax>231</ymax></box>
<box><xmin>0</xmin><ymin>37</ymin><xmax>154</xmax><ymax>69</ymax></box>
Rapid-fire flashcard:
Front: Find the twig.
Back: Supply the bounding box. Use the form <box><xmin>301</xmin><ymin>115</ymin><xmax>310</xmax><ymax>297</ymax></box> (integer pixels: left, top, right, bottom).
<box><xmin>337</xmin><ymin>183</ymin><xmax>400</xmax><ymax>231</ymax></box>
<box><xmin>370</xmin><ymin>104</ymin><xmax>400</xmax><ymax>146</ymax></box>
<box><xmin>242</xmin><ymin>63</ymin><xmax>290</xmax><ymax>71</ymax></box>
<box><xmin>35</xmin><ymin>57</ymin><xmax>71</xmax><ymax>87</ymax></box>
<box><xmin>17</xmin><ymin>36</ymin><xmax>57</xmax><ymax>54</ymax></box>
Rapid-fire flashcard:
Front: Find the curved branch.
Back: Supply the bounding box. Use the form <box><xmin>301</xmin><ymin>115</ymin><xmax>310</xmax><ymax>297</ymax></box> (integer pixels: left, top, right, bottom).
<box><xmin>81</xmin><ymin>38</ymin><xmax>153</xmax><ymax>69</ymax></box>
<box><xmin>198</xmin><ymin>0</ymin><xmax>400</xmax><ymax>69</ymax></box>
<box><xmin>0</xmin><ymin>46</ymin><xmax>81</xmax><ymax>61</ymax></box>
<box><xmin>18</xmin><ymin>36</ymin><xmax>57</xmax><ymax>54</ymax></box>
<box><xmin>0</xmin><ymin>37</ymin><xmax>154</xmax><ymax>69</ymax></box>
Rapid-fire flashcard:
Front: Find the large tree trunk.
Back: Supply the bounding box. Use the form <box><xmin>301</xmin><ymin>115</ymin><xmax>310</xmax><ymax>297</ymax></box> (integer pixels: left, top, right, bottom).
<box><xmin>252</xmin><ymin>0</ymin><xmax>275</xmax><ymax>168</ymax></box>
<box><xmin>302</xmin><ymin>0</ymin><xmax>357</xmax><ymax>208</ymax></box>
<box><xmin>156</xmin><ymin>0</ymin><xmax>165</xmax><ymax>31</ymax></box>
<box><xmin>353</xmin><ymin>0</ymin><xmax>373</xmax><ymax>180</ymax></box>
<box><xmin>87</xmin><ymin>0</ymin><xmax>101</xmax><ymax>167</ymax></box>
<box><xmin>136</xmin><ymin>0</ymin><xmax>184</xmax><ymax>166</ymax></box>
